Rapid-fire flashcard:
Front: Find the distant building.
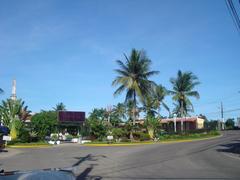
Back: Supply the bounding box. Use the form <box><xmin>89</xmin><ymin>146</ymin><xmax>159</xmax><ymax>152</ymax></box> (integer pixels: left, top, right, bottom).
<box><xmin>237</xmin><ymin>117</ymin><xmax>240</xmax><ymax>128</ymax></box>
<box><xmin>58</xmin><ymin>111</ymin><xmax>85</xmax><ymax>135</ymax></box>
<box><xmin>161</xmin><ymin>116</ymin><xmax>205</xmax><ymax>132</ymax></box>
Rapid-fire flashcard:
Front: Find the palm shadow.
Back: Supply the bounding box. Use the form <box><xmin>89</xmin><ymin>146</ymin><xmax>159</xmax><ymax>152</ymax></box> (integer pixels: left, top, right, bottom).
<box><xmin>72</xmin><ymin>154</ymin><xmax>105</xmax><ymax>179</ymax></box>
<box><xmin>216</xmin><ymin>140</ymin><xmax>240</xmax><ymax>155</ymax></box>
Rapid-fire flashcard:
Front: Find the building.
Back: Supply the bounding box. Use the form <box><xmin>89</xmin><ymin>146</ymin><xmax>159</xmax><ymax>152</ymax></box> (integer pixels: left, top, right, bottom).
<box><xmin>58</xmin><ymin>111</ymin><xmax>85</xmax><ymax>135</ymax></box>
<box><xmin>237</xmin><ymin>117</ymin><xmax>240</xmax><ymax>128</ymax></box>
<box><xmin>161</xmin><ymin>116</ymin><xmax>205</xmax><ymax>132</ymax></box>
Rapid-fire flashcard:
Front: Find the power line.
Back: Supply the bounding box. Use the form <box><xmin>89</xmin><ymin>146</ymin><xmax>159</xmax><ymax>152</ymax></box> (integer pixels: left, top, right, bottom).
<box><xmin>204</xmin><ymin>107</ymin><xmax>240</xmax><ymax>115</ymax></box>
<box><xmin>225</xmin><ymin>0</ymin><xmax>240</xmax><ymax>34</ymax></box>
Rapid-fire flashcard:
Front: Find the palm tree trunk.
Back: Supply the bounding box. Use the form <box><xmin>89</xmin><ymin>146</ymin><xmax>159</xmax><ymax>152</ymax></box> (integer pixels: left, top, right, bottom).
<box><xmin>180</xmin><ymin>100</ymin><xmax>184</xmax><ymax>132</ymax></box>
<box><xmin>133</xmin><ymin>91</ymin><xmax>136</xmax><ymax>126</ymax></box>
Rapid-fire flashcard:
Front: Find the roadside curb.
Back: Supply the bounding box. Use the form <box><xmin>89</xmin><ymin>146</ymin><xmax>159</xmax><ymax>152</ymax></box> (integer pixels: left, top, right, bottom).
<box><xmin>83</xmin><ymin>135</ymin><xmax>222</xmax><ymax>147</ymax></box>
<box><xmin>7</xmin><ymin>145</ymin><xmax>52</xmax><ymax>148</ymax></box>
<box><xmin>160</xmin><ymin>134</ymin><xmax>223</xmax><ymax>144</ymax></box>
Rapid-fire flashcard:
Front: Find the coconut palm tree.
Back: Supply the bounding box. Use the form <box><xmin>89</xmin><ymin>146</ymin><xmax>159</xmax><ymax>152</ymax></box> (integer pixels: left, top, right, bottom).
<box><xmin>53</xmin><ymin>102</ymin><xmax>66</xmax><ymax>111</ymax></box>
<box><xmin>113</xmin><ymin>103</ymin><xmax>127</xmax><ymax>121</ymax></box>
<box><xmin>153</xmin><ymin>85</ymin><xmax>170</xmax><ymax>118</ymax></box>
<box><xmin>19</xmin><ymin>101</ymin><xmax>32</xmax><ymax>121</ymax></box>
<box><xmin>169</xmin><ymin>70</ymin><xmax>200</xmax><ymax>131</ymax></box>
<box><xmin>141</xmin><ymin>95</ymin><xmax>157</xmax><ymax>118</ymax></box>
<box><xmin>112</xmin><ymin>49</ymin><xmax>159</xmax><ymax>125</ymax></box>
<box><xmin>0</xmin><ymin>88</ymin><xmax>3</xmax><ymax>94</ymax></box>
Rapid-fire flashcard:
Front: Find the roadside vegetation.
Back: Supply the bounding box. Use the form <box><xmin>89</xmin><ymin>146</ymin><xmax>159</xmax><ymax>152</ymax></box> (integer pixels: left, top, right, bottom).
<box><xmin>0</xmin><ymin>48</ymin><xmax>227</xmax><ymax>147</ymax></box>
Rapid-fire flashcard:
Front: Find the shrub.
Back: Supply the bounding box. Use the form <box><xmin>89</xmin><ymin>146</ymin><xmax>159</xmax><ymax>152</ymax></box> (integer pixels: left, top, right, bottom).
<box><xmin>139</xmin><ymin>133</ymin><xmax>151</xmax><ymax>141</ymax></box>
<box><xmin>112</xmin><ymin>128</ymin><xmax>127</xmax><ymax>139</ymax></box>
<box><xmin>51</xmin><ymin>134</ymin><xmax>58</xmax><ymax>141</ymax></box>
<box><xmin>208</xmin><ymin>130</ymin><xmax>220</xmax><ymax>136</ymax></box>
<box><xmin>65</xmin><ymin>134</ymin><xmax>73</xmax><ymax>140</ymax></box>
<box><xmin>133</xmin><ymin>132</ymin><xmax>151</xmax><ymax>141</ymax></box>
<box><xmin>31</xmin><ymin>111</ymin><xmax>58</xmax><ymax>140</ymax></box>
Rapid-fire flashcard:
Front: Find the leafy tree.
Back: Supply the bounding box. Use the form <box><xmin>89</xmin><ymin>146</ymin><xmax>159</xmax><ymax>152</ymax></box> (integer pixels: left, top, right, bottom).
<box><xmin>141</xmin><ymin>95</ymin><xmax>157</xmax><ymax>118</ymax></box>
<box><xmin>112</xmin><ymin>48</ymin><xmax>159</xmax><ymax>125</ymax></box>
<box><xmin>153</xmin><ymin>85</ymin><xmax>170</xmax><ymax>118</ymax></box>
<box><xmin>53</xmin><ymin>102</ymin><xmax>66</xmax><ymax>111</ymax></box>
<box><xmin>0</xmin><ymin>99</ymin><xmax>29</xmax><ymax>139</ymax></box>
<box><xmin>169</xmin><ymin>70</ymin><xmax>200</xmax><ymax>117</ymax></box>
<box><xmin>88</xmin><ymin>108</ymin><xmax>105</xmax><ymax>121</ymax></box>
<box><xmin>85</xmin><ymin>118</ymin><xmax>107</xmax><ymax>140</ymax></box>
<box><xmin>204</xmin><ymin>120</ymin><xmax>219</xmax><ymax>130</ymax></box>
<box><xmin>145</xmin><ymin>116</ymin><xmax>160</xmax><ymax>139</ymax></box>
<box><xmin>31</xmin><ymin>111</ymin><xmax>58</xmax><ymax>140</ymax></box>
<box><xmin>19</xmin><ymin>102</ymin><xmax>32</xmax><ymax>121</ymax></box>
<box><xmin>113</xmin><ymin>103</ymin><xmax>127</xmax><ymax>121</ymax></box>
<box><xmin>225</xmin><ymin>118</ymin><xmax>235</xmax><ymax>129</ymax></box>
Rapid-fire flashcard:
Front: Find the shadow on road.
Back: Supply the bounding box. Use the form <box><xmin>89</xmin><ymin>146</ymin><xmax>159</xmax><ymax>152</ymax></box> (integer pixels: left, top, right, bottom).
<box><xmin>72</xmin><ymin>154</ymin><xmax>104</xmax><ymax>179</ymax></box>
<box><xmin>216</xmin><ymin>140</ymin><xmax>240</xmax><ymax>156</ymax></box>
<box><xmin>0</xmin><ymin>150</ymin><xmax>8</xmax><ymax>153</ymax></box>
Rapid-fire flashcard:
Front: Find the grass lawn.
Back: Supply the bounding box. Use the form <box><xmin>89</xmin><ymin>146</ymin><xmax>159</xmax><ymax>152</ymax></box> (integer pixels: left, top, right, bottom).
<box><xmin>84</xmin><ymin>131</ymin><xmax>221</xmax><ymax>145</ymax></box>
<box><xmin>6</xmin><ymin>141</ymin><xmax>51</xmax><ymax>148</ymax></box>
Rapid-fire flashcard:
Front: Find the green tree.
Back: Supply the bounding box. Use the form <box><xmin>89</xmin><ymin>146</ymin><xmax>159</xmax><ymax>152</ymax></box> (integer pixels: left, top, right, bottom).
<box><xmin>153</xmin><ymin>85</ymin><xmax>170</xmax><ymax>118</ymax></box>
<box><xmin>31</xmin><ymin>111</ymin><xmax>58</xmax><ymax>140</ymax></box>
<box><xmin>113</xmin><ymin>103</ymin><xmax>127</xmax><ymax>121</ymax></box>
<box><xmin>0</xmin><ymin>99</ymin><xmax>26</xmax><ymax>140</ymax></box>
<box><xmin>85</xmin><ymin>118</ymin><xmax>107</xmax><ymax>140</ymax></box>
<box><xmin>145</xmin><ymin>116</ymin><xmax>160</xmax><ymax>139</ymax></box>
<box><xmin>88</xmin><ymin>108</ymin><xmax>105</xmax><ymax>121</ymax></box>
<box><xmin>141</xmin><ymin>95</ymin><xmax>157</xmax><ymax>118</ymax></box>
<box><xmin>225</xmin><ymin>118</ymin><xmax>235</xmax><ymax>129</ymax></box>
<box><xmin>53</xmin><ymin>102</ymin><xmax>66</xmax><ymax>111</ymax></box>
<box><xmin>169</xmin><ymin>70</ymin><xmax>200</xmax><ymax>117</ymax></box>
<box><xmin>112</xmin><ymin>48</ymin><xmax>159</xmax><ymax>125</ymax></box>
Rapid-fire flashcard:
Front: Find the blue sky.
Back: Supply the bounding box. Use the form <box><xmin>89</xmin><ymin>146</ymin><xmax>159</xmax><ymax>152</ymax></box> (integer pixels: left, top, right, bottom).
<box><xmin>0</xmin><ymin>0</ymin><xmax>240</xmax><ymax>120</ymax></box>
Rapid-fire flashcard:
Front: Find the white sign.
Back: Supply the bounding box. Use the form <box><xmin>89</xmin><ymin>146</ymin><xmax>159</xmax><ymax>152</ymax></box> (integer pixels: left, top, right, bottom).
<box><xmin>3</xmin><ymin>135</ymin><xmax>11</xmax><ymax>141</ymax></box>
<box><xmin>107</xmin><ymin>136</ymin><xmax>113</xmax><ymax>140</ymax></box>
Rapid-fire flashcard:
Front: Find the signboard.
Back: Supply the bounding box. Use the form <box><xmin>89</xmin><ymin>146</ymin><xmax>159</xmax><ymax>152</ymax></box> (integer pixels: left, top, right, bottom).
<box><xmin>107</xmin><ymin>136</ymin><xmax>113</xmax><ymax>140</ymax></box>
<box><xmin>3</xmin><ymin>135</ymin><xmax>11</xmax><ymax>141</ymax></box>
<box><xmin>58</xmin><ymin>111</ymin><xmax>85</xmax><ymax>123</ymax></box>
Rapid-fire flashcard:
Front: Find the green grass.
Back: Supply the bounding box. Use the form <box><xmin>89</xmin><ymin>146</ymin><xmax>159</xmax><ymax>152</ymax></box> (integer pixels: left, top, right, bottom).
<box><xmin>85</xmin><ymin>131</ymin><xmax>221</xmax><ymax>144</ymax></box>
<box><xmin>159</xmin><ymin>131</ymin><xmax>220</xmax><ymax>141</ymax></box>
<box><xmin>7</xmin><ymin>141</ymin><xmax>50</xmax><ymax>146</ymax></box>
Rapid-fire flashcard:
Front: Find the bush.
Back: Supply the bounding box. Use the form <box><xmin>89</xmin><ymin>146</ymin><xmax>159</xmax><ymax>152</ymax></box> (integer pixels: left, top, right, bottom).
<box><xmin>65</xmin><ymin>134</ymin><xmax>73</xmax><ymax>140</ymax></box>
<box><xmin>139</xmin><ymin>133</ymin><xmax>151</xmax><ymax>141</ymax></box>
<box><xmin>133</xmin><ymin>132</ymin><xmax>151</xmax><ymax>141</ymax></box>
<box><xmin>208</xmin><ymin>130</ymin><xmax>220</xmax><ymax>136</ymax></box>
<box><xmin>31</xmin><ymin>111</ymin><xmax>58</xmax><ymax>140</ymax></box>
<box><xmin>18</xmin><ymin>128</ymin><xmax>39</xmax><ymax>143</ymax></box>
<box><xmin>112</xmin><ymin>128</ymin><xmax>127</xmax><ymax>139</ymax></box>
<box><xmin>51</xmin><ymin>134</ymin><xmax>58</xmax><ymax>141</ymax></box>
<box><xmin>18</xmin><ymin>128</ymin><xmax>30</xmax><ymax>143</ymax></box>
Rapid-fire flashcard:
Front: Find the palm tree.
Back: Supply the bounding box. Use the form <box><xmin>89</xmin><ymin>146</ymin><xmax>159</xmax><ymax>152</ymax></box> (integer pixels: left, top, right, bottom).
<box><xmin>169</xmin><ymin>70</ymin><xmax>200</xmax><ymax>131</ymax></box>
<box><xmin>113</xmin><ymin>103</ymin><xmax>127</xmax><ymax>121</ymax></box>
<box><xmin>19</xmin><ymin>101</ymin><xmax>32</xmax><ymax>121</ymax></box>
<box><xmin>0</xmin><ymin>99</ymin><xmax>24</xmax><ymax>139</ymax></box>
<box><xmin>153</xmin><ymin>85</ymin><xmax>170</xmax><ymax>118</ymax></box>
<box><xmin>112</xmin><ymin>49</ymin><xmax>159</xmax><ymax>125</ymax></box>
<box><xmin>141</xmin><ymin>95</ymin><xmax>157</xmax><ymax>118</ymax></box>
<box><xmin>53</xmin><ymin>102</ymin><xmax>66</xmax><ymax>111</ymax></box>
<box><xmin>0</xmin><ymin>88</ymin><xmax>3</xmax><ymax>94</ymax></box>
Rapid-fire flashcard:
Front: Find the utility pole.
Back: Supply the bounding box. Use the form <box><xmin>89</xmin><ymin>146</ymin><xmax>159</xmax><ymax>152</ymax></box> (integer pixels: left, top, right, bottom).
<box><xmin>220</xmin><ymin>102</ymin><xmax>225</xmax><ymax>130</ymax></box>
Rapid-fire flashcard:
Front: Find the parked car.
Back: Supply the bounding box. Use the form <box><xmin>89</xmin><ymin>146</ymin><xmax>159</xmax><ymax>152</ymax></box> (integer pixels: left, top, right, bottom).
<box><xmin>0</xmin><ymin>126</ymin><xmax>9</xmax><ymax>150</ymax></box>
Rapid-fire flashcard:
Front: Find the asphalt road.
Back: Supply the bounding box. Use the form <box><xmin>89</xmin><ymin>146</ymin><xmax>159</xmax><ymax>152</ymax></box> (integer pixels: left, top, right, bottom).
<box><xmin>0</xmin><ymin>131</ymin><xmax>240</xmax><ymax>180</ymax></box>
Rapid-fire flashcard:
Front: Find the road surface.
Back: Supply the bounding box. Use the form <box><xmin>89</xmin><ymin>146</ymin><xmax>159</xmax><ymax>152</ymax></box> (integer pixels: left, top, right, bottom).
<box><xmin>0</xmin><ymin>131</ymin><xmax>240</xmax><ymax>179</ymax></box>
